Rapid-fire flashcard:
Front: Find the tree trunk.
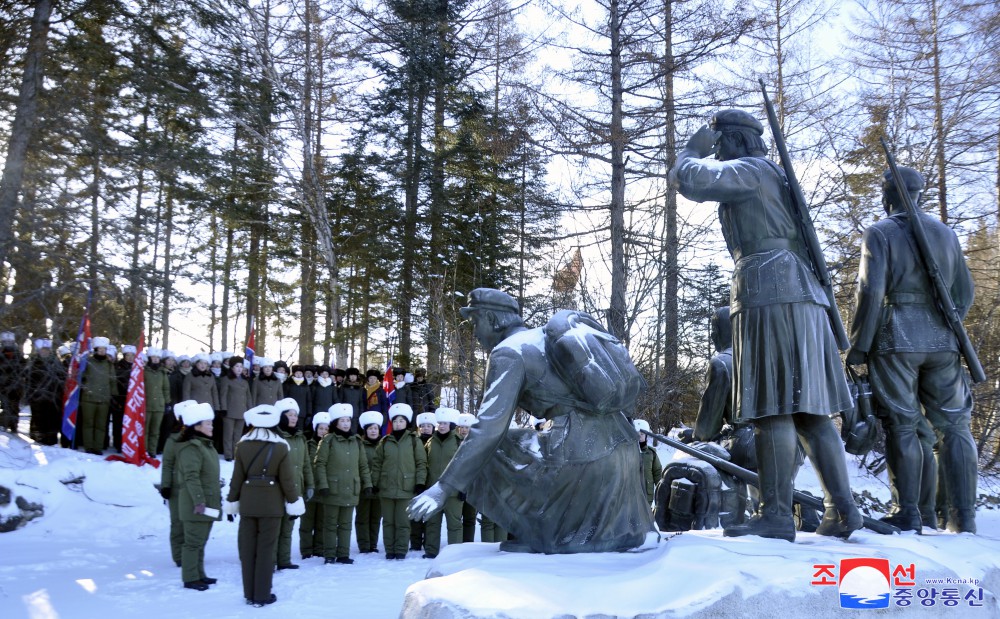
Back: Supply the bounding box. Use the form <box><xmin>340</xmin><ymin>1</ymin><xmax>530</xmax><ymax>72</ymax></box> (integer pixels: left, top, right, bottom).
<box><xmin>930</xmin><ymin>0</ymin><xmax>947</xmax><ymax>223</ymax></box>
<box><xmin>608</xmin><ymin>0</ymin><xmax>628</xmax><ymax>342</ymax></box>
<box><xmin>126</xmin><ymin>111</ymin><xmax>150</xmax><ymax>343</ymax></box>
<box><xmin>0</xmin><ymin>0</ymin><xmax>52</xmax><ymax>279</ymax></box>
<box><xmin>662</xmin><ymin>0</ymin><xmax>678</xmax><ymax>384</ymax></box>
<box><xmin>299</xmin><ymin>222</ymin><xmax>317</xmax><ymax>364</ymax></box>
<box><xmin>160</xmin><ymin>183</ymin><xmax>175</xmax><ymax>351</ymax></box>
<box><xmin>221</xmin><ymin>225</ymin><xmax>234</xmax><ymax>351</ymax></box>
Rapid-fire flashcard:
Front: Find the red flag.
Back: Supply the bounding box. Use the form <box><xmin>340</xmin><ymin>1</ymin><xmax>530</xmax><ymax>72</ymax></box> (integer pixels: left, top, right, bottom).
<box><xmin>107</xmin><ymin>334</ymin><xmax>160</xmax><ymax>468</ymax></box>
<box><xmin>244</xmin><ymin>317</ymin><xmax>255</xmax><ymax>371</ymax></box>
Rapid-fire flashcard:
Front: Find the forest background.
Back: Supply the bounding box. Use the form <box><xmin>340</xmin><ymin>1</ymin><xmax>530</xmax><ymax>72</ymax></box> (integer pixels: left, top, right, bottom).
<box><xmin>0</xmin><ymin>0</ymin><xmax>998</xmax><ymax>466</ymax></box>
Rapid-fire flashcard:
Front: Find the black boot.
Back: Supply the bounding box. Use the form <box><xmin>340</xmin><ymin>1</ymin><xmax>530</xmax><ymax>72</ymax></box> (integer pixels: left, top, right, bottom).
<box><xmin>724</xmin><ymin>416</ymin><xmax>796</xmax><ymax>542</ymax></box>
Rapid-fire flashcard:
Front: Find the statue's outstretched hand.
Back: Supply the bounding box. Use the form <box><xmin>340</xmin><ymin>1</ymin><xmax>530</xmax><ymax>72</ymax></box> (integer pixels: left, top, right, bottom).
<box><xmin>685</xmin><ymin>125</ymin><xmax>721</xmax><ymax>159</ymax></box>
<box><xmin>407</xmin><ymin>482</ymin><xmax>448</xmax><ymax>522</ymax></box>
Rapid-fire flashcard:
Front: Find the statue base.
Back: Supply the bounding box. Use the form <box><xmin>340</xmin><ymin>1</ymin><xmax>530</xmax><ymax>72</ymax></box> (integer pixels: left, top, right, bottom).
<box><xmin>401</xmin><ymin>527</ymin><xmax>1000</xmax><ymax>618</ymax></box>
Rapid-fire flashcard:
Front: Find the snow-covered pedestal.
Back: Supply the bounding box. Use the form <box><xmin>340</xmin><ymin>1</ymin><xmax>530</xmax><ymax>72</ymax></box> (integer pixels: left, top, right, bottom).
<box><xmin>402</xmin><ymin>526</ymin><xmax>1000</xmax><ymax>618</ymax></box>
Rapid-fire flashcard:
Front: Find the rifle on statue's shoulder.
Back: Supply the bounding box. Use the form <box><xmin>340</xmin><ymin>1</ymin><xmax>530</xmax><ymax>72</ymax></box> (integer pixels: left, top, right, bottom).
<box><xmin>878</xmin><ymin>137</ymin><xmax>986</xmax><ymax>384</ymax></box>
<box><xmin>644</xmin><ymin>429</ymin><xmax>900</xmax><ymax>535</ymax></box>
<box><xmin>758</xmin><ymin>79</ymin><xmax>849</xmax><ymax>350</ymax></box>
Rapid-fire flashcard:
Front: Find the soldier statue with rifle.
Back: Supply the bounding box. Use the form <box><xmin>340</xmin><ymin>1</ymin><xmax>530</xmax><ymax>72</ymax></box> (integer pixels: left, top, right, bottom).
<box><xmin>847</xmin><ymin>153</ymin><xmax>980</xmax><ymax>534</ymax></box>
<box><xmin>670</xmin><ymin>104</ymin><xmax>862</xmax><ymax>542</ymax></box>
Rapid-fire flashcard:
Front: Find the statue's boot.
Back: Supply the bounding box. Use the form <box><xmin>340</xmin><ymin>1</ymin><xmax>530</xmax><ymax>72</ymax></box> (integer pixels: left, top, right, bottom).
<box><xmin>723</xmin><ymin>415</ymin><xmax>796</xmax><ymax>542</ymax></box>
<box><xmin>939</xmin><ymin>422</ymin><xmax>978</xmax><ymax>534</ymax></box>
<box><xmin>878</xmin><ymin>426</ymin><xmax>923</xmax><ymax>532</ymax></box>
<box><xmin>796</xmin><ymin>414</ymin><xmax>863</xmax><ymax>539</ymax></box>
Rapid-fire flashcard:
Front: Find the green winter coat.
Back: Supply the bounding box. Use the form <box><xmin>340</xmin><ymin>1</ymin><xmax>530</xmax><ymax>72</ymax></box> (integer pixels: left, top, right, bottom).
<box><xmin>144</xmin><ymin>366</ymin><xmax>171</xmax><ymax>413</ymax></box>
<box><xmin>371</xmin><ymin>431</ymin><xmax>427</xmax><ymax>500</ymax></box>
<box><xmin>81</xmin><ymin>355</ymin><xmax>118</xmax><ymax>403</ymax></box>
<box><xmin>160</xmin><ymin>432</ymin><xmax>181</xmax><ymax>491</ymax></box>
<box><xmin>306</xmin><ymin>438</ymin><xmax>322</xmax><ymax>503</ymax></box>
<box><xmin>278</xmin><ymin>428</ymin><xmax>314</xmax><ymax>497</ymax></box>
<box><xmin>174</xmin><ymin>435</ymin><xmax>222</xmax><ymax>523</ymax></box>
<box><xmin>425</xmin><ymin>431</ymin><xmax>460</xmax><ymax>485</ymax></box>
<box><xmin>314</xmin><ymin>431</ymin><xmax>372</xmax><ymax>507</ymax></box>
<box><xmin>640</xmin><ymin>444</ymin><xmax>663</xmax><ymax>501</ymax></box>
<box><xmin>252</xmin><ymin>376</ymin><xmax>283</xmax><ymax>406</ymax></box>
<box><xmin>226</xmin><ymin>432</ymin><xmax>299</xmax><ymax>517</ymax></box>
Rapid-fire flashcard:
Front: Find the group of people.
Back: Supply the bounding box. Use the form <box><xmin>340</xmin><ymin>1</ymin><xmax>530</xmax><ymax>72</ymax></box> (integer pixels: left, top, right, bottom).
<box><xmin>159</xmin><ymin>391</ymin><xmax>563</xmax><ymax>606</ymax></box>
<box><xmin>0</xmin><ymin>336</ymin><xmax>440</xmax><ymax>462</ymax></box>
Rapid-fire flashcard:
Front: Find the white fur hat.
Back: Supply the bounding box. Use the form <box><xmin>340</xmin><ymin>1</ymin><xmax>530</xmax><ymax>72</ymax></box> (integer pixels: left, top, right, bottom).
<box><xmin>0</xmin><ymin>331</ymin><xmax>14</xmax><ymax>342</ymax></box>
<box><xmin>172</xmin><ymin>400</ymin><xmax>198</xmax><ymax>425</ymax></box>
<box><xmin>416</xmin><ymin>412</ymin><xmax>437</xmax><ymax>427</ymax></box>
<box><xmin>274</xmin><ymin>397</ymin><xmax>299</xmax><ymax>414</ymax></box>
<box><xmin>209</xmin><ymin>352</ymin><xmax>223</xmax><ymax>363</ymax></box>
<box><xmin>91</xmin><ymin>336</ymin><xmax>110</xmax><ymax>348</ymax></box>
<box><xmin>106</xmin><ymin>345</ymin><xmax>117</xmax><ymax>357</ymax></box>
<box><xmin>359</xmin><ymin>410</ymin><xmax>383</xmax><ymax>429</ymax></box>
<box><xmin>434</xmin><ymin>407</ymin><xmax>460</xmax><ymax>425</ymax></box>
<box><xmin>121</xmin><ymin>345</ymin><xmax>137</xmax><ymax>355</ymax></box>
<box><xmin>456</xmin><ymin>413</ymin><xmax>478</xmax><ymax>428</ymax></box>
<box><xmin>245</xmin><ymin>404</ymin><xmax>281</xmax><ymax>428</ymax></box>
<box><xmin>57</xmin><ymin>344</ymin><xmax>71</xmax><ymax>356</ymax></box>
<box><xmin>312</xmin><ymin>411</ymin><xmax>333</xmax><ymax>430</ymax></box>
<box><xmin>193</xmin><ymin>353</ymin><xmax>210</xmax><ymax>365</ymax></box>
<box><xmin>404</xmin><ymin>372</ymin><xmax>414</xmax><ymax>384</ymax></box>
<box><xmin>33</xmin><ymin>338</ymin><xmax>52</xmax><ymax>350</ymax></box>
<box><xmin>221</xmin><ymin>351</ymin><xmax>233</xmax><ymax>360</ymax></box>
<box><xmin>633</xmin><ymin>419</ymin><xmax>651</xmax><ymax>434</ymax></box>
<box><xmin>178</xmin><ymin>354</ymin><xmax>190</xmax><ymax>363</ymax></box>
<box><xmin>328</xmin><ymin>403</ymin><xmax>353</xmax><ymax>421</ymax></box>
<box><xmin>183</xmin><ymin>402</ymin><xmax>214</xmax><ymax>426</ymax></box>
<box><xmin>161</xmin><ymin>349</ymin><xmax>175</xmax><ymax>359</ymax></box>
<box><xmin>146</xmin><ymin>347</ymin><xmax>163</xmax><ymax>358</ymax></box>
<box><xmin>388</xmin><ymin>403</ymin><xmax>413</xmax><ymax>423</ymax></box>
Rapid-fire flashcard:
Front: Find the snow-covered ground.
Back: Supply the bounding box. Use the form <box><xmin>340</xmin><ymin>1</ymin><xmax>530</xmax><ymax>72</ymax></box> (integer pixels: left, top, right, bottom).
<box><xmin>2</xmin><ymin>424</ymin><xmax>999</xmax><ymax>619</ymax></box>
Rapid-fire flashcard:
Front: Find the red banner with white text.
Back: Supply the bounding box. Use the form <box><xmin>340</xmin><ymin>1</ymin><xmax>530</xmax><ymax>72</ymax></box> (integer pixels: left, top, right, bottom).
<box><xmin>107</xmin><ymin>334</ymin><xmax>160</xmax><ymax>468</ymax></box>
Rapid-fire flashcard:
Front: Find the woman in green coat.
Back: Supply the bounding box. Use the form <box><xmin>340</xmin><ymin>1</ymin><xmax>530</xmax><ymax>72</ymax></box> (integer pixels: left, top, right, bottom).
<box><xmin>356</xmin><ymin>410</ymin><xmax>384</xmax><ymax>553</ymax></box>
<box><xmin>422</xmin><ymin>407</ymin><xmax>463</xmax><ymax>558</ymax></box>
<box><xmin>274</xmin><ymin>397</ymin><xmax>314</xmax><ymax>569</ymax></box>
<box><xmin>159</xmin><ymin>400</ymin><xmax>195</xmax><ymax>567</ymax></box>
<box><xmin>224</xmin><ymin>404</ymin><xmax>304</xmax><ymax>607</ymax></box>
<box><xmin>315</xmin><ymin>403</ymin><xmax>373</xmax><ymax>564</ymax></box>
<box><xmin>371</xmin><ymin>403</ymin><xmax>427</xmax><ymax>560</ymax></box>
<box><xmin>634</xmin><ymin>419</ymin><xmax>663</xmax><ymax>505</ymax></box>
<box><xmin>173</xmin><ymin>402</ymin><xmax>221</xmax><ymax>591</ymax></box>
<box><xmin>300</xmin><ymin>411</ymin><xmax>331</xmax><ymax>559</ymax></box>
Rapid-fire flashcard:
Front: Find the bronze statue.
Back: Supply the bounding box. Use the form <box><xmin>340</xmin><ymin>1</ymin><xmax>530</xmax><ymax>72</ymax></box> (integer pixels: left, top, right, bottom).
<box><xmin>693</xmin><ymin>307</ymin><xmax>735</xmax><ymax>443</ymax></box>
<box><xmin>847</xmin><ymin>166</ymin><xmax>978</xmax><ymax>534</ymax></box>
<box><xmin>407</xmin><ymin>289</ymin><xmax>653</xmax><ymax>553</ymax></box>
<box><xmin>671</xmin><ymin>109</ymin><xmax>861</xmax><ymax>542</ymax></box>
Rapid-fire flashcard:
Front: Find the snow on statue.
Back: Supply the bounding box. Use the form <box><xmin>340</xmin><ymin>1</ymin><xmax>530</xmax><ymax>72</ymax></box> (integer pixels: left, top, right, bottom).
<box><xmin>407</xmin><ymin>288</ymin><xmax>654</xmax><ymax>553</ymax></box>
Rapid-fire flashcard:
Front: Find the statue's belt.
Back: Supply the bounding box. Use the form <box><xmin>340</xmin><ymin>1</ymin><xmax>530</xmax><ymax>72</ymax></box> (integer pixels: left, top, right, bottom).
<box><xmin>884</xmin><ymin>292</ymin><xmax>932</xmax><ymax>305</ymax></box>
<box><xmin>731</xmin><ymin>238</ymin><xmax>803</xmax><ymax>262</ymax></box>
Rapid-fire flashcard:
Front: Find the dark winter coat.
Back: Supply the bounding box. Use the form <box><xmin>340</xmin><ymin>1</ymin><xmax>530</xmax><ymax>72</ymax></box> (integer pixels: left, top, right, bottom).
<box><xmin>284</xmin><ymin>380</ymin><xmax>313</xmax><ymax>421</ymax></box>
<box><xmin>311</xmin><ymin>382</ymin><xmax>336</xmax><ymax>415</ymax></box>
<box><xmin>371</xmin><ymin>430</ymin><xmax>427</xmax><ymax>500</ymax></box>
<box><xmin>25</xmin><ymin>354</ymin><xmax>64</xmax><ymax>405</ymax></box>
<box><xmin>314</xmin><ymin>431</ymin><xmax>371</xmax><ymax>507</ymax></box>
